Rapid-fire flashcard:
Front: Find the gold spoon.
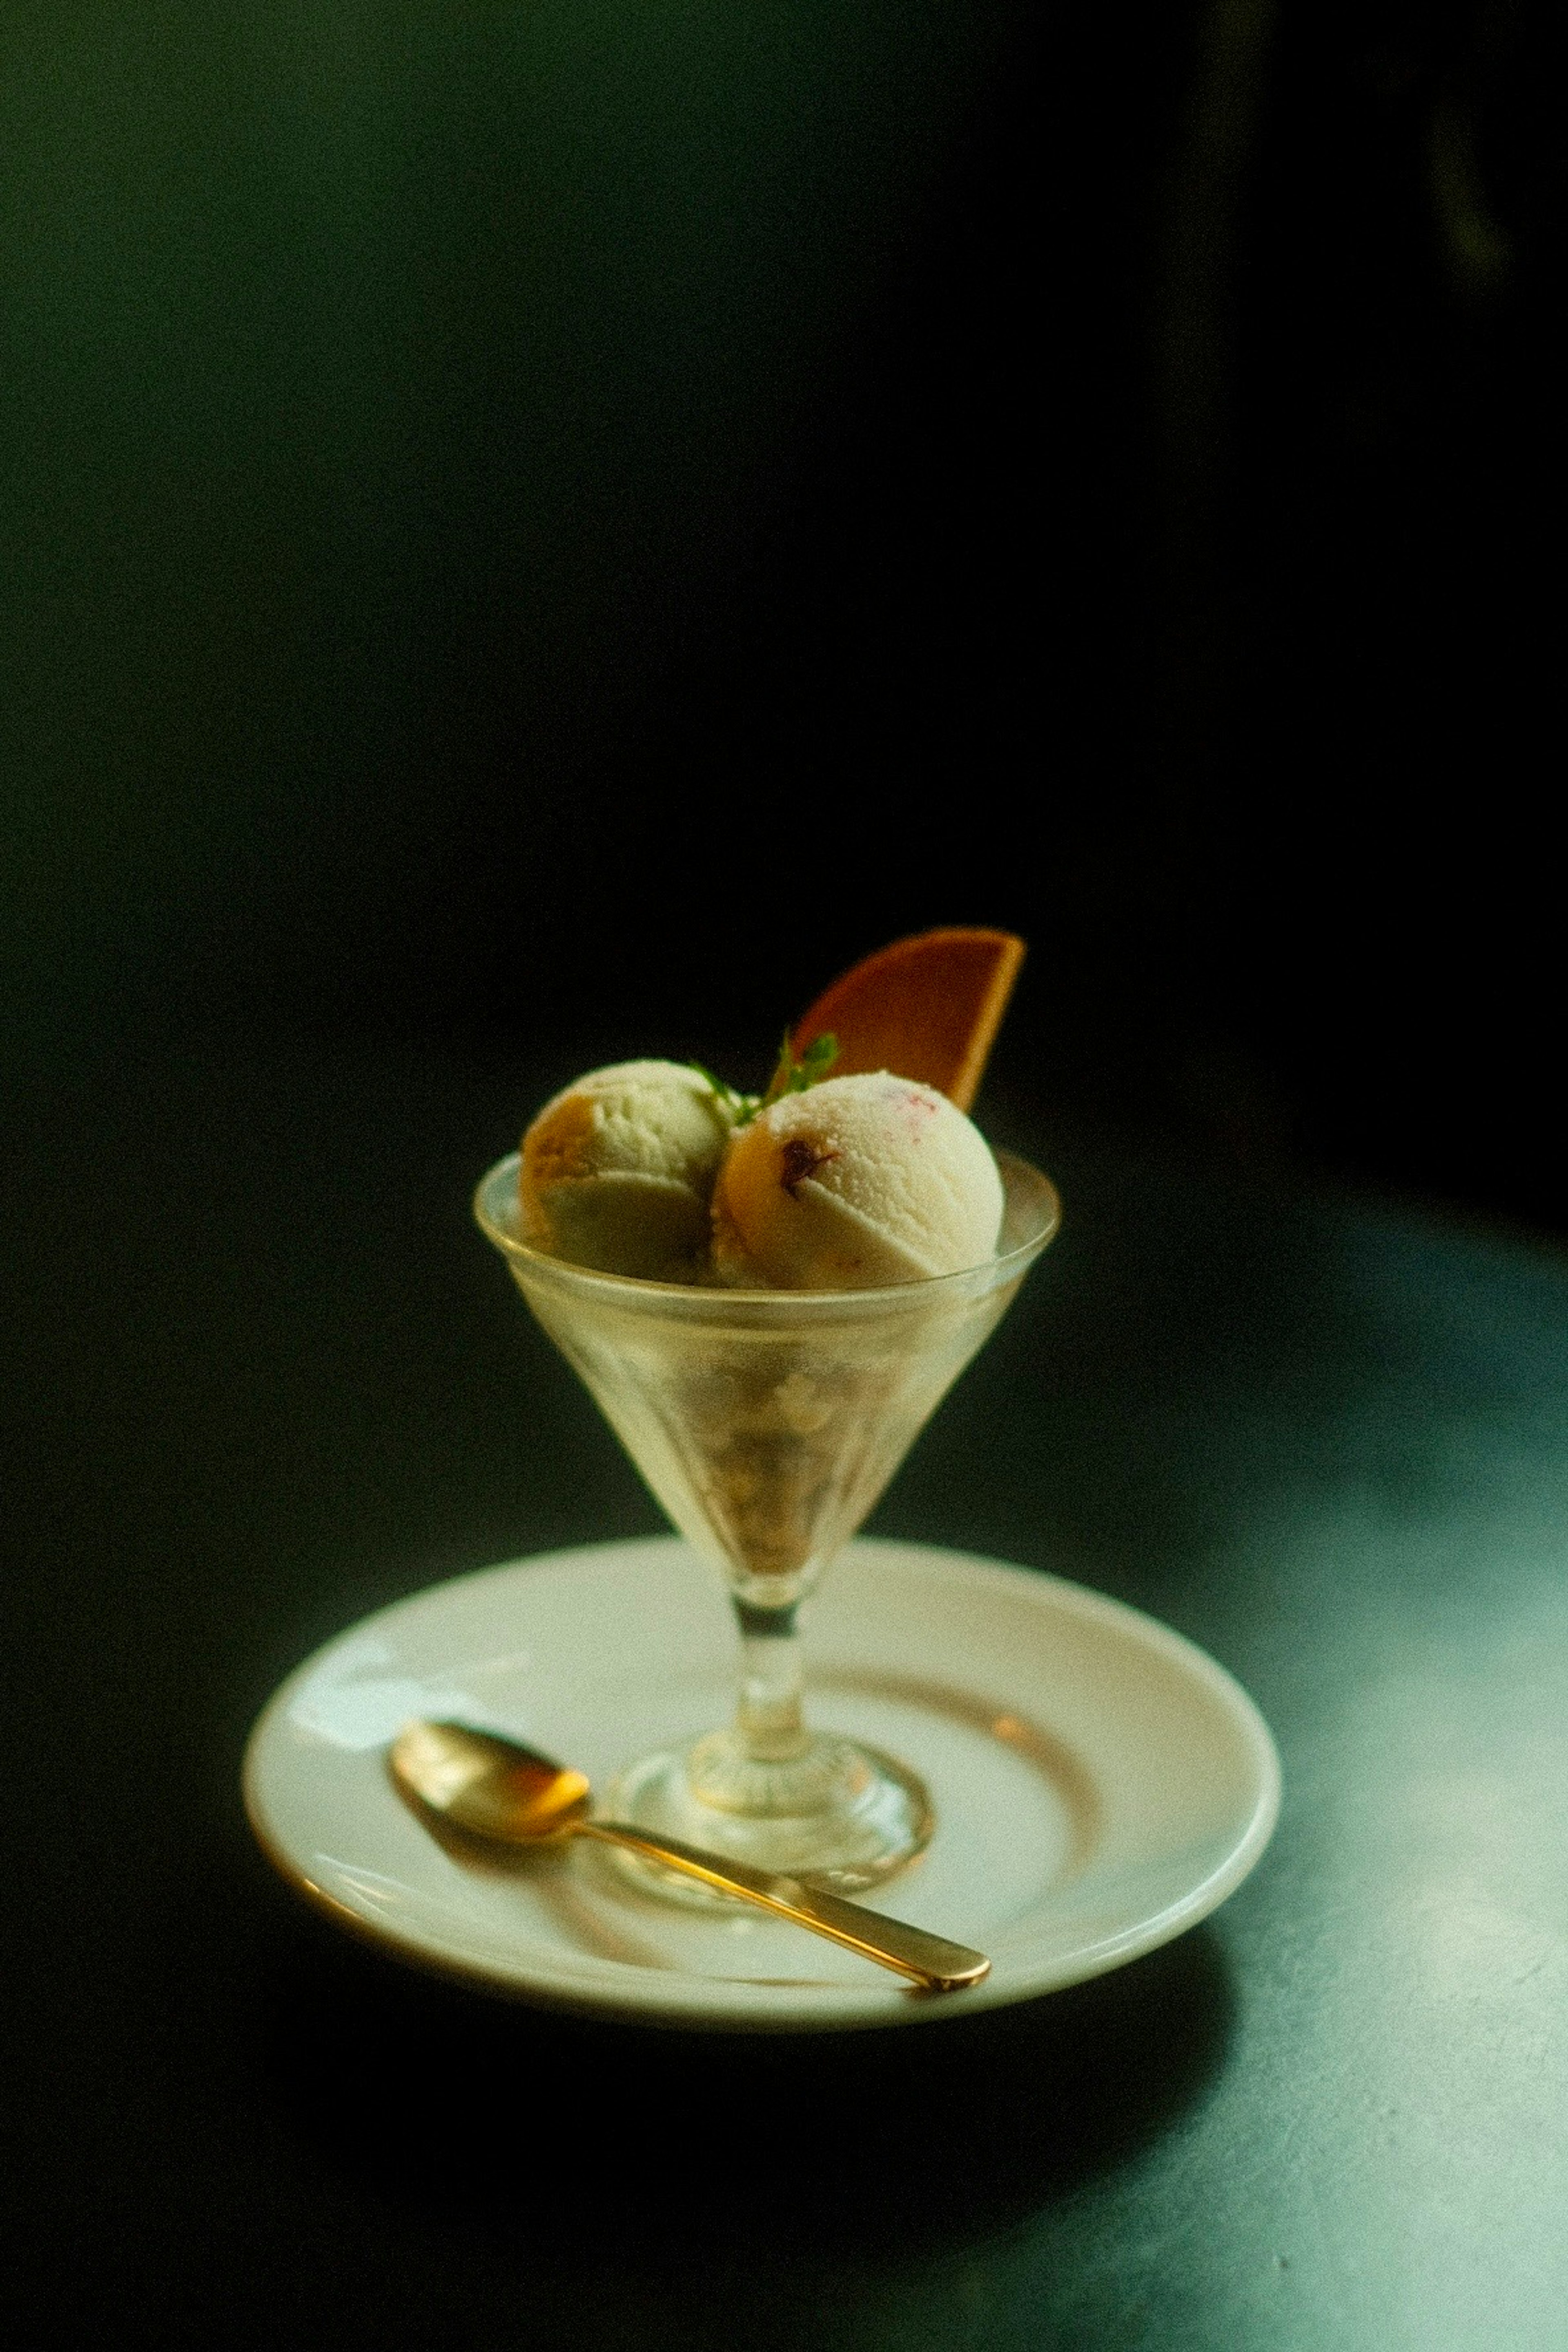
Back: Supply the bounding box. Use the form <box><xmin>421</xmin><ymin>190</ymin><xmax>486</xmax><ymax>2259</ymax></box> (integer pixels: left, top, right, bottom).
<box><xmin>390</xmin><ymin>1719</ymin><xmax>990</xmax><ymax>1993</ymax></box>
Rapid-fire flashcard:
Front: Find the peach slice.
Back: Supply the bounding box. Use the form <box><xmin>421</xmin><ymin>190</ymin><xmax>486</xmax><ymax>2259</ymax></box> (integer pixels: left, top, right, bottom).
<box><xmin>792</xmin><ymin>927</ymin><xmax>1025</xmax><ymax>1113</ymax></box>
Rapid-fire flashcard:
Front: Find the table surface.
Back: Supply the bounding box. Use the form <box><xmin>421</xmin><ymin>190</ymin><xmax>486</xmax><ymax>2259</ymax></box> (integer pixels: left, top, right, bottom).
<box><xmin>7</xmin><ymin>1040</ymin><xmax>1566</xmax><ymax>2348</ymax></box>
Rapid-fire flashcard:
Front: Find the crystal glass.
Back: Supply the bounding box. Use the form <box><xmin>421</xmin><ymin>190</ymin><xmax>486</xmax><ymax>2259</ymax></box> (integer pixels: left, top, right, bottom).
<box><xmin>475</xmin><ymin>1148</ymin><xmax>1059</xmax><ymax>1894</ymax></box>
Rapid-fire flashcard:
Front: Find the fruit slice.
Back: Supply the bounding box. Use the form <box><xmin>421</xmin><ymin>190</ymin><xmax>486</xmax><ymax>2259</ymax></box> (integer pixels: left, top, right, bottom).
<box><xmin>792</xmin><ymin>928</ymin><xmax>1025</xmax><ymax>1112</ymax></box>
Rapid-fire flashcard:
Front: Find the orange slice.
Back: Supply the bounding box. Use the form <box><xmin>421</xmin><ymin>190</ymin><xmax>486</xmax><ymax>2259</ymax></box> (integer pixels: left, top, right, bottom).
<box><xmin>792</xmin><ymin>927</ymin><xmax>1025</xmax><ymax>1112</ymax></box>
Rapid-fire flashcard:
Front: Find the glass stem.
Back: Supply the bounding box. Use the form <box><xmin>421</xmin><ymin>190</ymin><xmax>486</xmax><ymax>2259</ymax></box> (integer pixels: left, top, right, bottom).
<box><xmin>732</xmin><ymin>1597</ymin><xmax>809</xmax><ymax>1763</ymax></box>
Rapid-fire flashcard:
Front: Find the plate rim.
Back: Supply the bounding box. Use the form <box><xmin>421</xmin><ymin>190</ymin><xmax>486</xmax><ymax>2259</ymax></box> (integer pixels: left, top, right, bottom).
<box><xmin>243</xmin><ymin>1536</ymin><xmax>1281</xmax><ymax>2034</ymax></box>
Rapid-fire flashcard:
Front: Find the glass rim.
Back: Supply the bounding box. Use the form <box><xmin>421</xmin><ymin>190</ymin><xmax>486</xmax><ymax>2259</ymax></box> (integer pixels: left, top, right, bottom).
<box><xmin>473</xmin><ymin>1146</ymin><xmax>1061</xmax><ymax>1308</ymax></box>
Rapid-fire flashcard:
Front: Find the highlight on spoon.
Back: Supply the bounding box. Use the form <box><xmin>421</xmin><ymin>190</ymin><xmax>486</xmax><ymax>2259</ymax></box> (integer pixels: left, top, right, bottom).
<box><xmin>391</xmin><ymin>1719</ymin><xmax>591</xmax><ymax>1841</ymax></box>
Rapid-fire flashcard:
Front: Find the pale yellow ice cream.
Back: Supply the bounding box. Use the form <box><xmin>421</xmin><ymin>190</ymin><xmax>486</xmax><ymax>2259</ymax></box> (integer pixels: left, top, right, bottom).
<box><xmin>711</xmin><ymin>1072</ymin><xmax>1004</xmax><ymax>1290</ymax></box>
<box><xmin>520</xmin><ymin>1060</ymin><xmax>735</xmax><ymax>1279</ymax></box>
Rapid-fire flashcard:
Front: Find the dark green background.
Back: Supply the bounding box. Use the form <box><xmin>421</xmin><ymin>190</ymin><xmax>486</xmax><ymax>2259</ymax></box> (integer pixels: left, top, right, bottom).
<box><xmin>5</xmin><ymin>0</ymin><xmax>1063</xmax><ymax>1045</ymax></box>
<box><xmin>4</xmin><ymin>4</ymin><xmax>1564</xmax><ymax>2342</ymax></box>
<box><xmin>5</xmin><ymin>0</ymin><xmax>1560</xmax><ymax>1220</ymax></box>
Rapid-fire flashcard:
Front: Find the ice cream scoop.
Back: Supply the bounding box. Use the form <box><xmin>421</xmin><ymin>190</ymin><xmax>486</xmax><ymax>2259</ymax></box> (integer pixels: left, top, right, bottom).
<box><xmin>711</xmin><ymin>1072</ymin><xmax>1005</xmax><ymax>1290</ymax></box>
<box><xmin>520</xmin><ymin>1059</ymin><xmax>734</xmax><ymax>1279</ymax></box>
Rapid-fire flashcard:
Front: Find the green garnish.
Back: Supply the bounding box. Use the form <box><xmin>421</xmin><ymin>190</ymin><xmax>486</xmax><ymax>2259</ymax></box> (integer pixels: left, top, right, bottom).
<box><xmin>760</xmin><ymin>1030</ymin><xmax>839</xmax><ymax>1110</ymax></box>
<box><xmin>689</xmin><ymin>1032</ymin><xmax>838</xmax><ymax>1128</ymax></box>
<box><xmin>687</xmin><ymin>1063</ymin><xmax>759</xmax><ymax>1125</ymax></box>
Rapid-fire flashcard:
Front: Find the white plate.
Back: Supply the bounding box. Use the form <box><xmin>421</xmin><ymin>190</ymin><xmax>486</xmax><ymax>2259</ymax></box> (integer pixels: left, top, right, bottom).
<box><xmin>244</xmin><ymin>1537</ymin><xmax>1280</xmax><ymax>2032</ymax></box>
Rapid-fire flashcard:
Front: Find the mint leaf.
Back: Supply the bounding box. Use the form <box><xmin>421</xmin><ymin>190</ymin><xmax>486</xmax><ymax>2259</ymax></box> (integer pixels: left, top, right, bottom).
<box><xmin>761</xmin><ymin>1030</ymin><xmax>839</xmax><ymax>1109</ymax></box>
<box><xmin>690</xmin><ymin>1033</ymin><xmax>837</xmax><ymax>1129</ymax></box>
<box><xmin>687</xmin><ymin>1063</ymin><xmax>760</xmax><ymax>1126</ymax></box>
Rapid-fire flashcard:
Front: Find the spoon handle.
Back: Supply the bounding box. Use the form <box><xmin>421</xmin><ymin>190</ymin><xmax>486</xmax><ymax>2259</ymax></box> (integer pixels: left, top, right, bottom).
<box><xmin>578</xmin><ymin>1819</ymin><xmax>989</xmax><ymax>1992</ymax></box>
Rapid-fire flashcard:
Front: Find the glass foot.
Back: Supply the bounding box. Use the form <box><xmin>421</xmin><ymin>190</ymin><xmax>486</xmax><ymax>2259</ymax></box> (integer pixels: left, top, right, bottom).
<box><xmin>602</xmin><ymin>1732</ymin><xmax>934</xmax><ymax>1908</ymax></box>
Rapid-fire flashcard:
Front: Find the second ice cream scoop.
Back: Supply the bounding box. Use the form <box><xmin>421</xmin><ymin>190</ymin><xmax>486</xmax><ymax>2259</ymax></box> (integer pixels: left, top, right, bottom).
<box><xmin>712</xmin><ymin>1071</ymin><xmax>1005</xmax><ymax>1290</ymax></box>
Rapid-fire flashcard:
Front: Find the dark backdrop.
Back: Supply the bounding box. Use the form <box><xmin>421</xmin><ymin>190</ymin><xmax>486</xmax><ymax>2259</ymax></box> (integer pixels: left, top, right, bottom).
<box><xmin>3</xmin><ymin>0</ymin><xmax>1559</xmax><ymax>1227</ymax></box>
<box><xmin>5</xmin><ymin>13</ymin><xmax>1566</xmax><ymax>2342</ymax></box>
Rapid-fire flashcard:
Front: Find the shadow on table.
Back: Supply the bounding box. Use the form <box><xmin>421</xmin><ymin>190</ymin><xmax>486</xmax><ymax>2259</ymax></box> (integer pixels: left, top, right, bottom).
<box><xmin>254</xmin><ymin>1903</ymin><xmax>1234</xmax><ymax>2252</ymax></box>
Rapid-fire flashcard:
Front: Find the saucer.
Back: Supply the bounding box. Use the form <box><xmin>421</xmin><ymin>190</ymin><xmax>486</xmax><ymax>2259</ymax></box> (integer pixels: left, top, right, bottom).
<box><xmin>244</xmin><ymin>1537</ymin><xmax>1280</xmax><ymax>2032</ymax></box>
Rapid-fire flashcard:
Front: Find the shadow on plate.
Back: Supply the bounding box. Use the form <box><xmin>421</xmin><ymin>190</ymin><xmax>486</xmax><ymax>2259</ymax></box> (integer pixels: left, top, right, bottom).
<box><xmin>252</xmin><ymin>1891</ymin><xmax>1235</xmax><ymax>2254</ymax></box>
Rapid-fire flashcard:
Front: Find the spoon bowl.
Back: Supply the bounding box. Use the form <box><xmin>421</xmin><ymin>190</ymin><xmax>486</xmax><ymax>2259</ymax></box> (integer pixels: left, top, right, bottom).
<box><xmin>392</xmin><ymin>1719</ymin><xmax>592</xmax><ymax>1842</ymax></box>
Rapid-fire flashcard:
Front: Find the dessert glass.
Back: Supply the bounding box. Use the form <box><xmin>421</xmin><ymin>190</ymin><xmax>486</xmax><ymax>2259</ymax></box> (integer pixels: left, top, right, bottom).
<box><xmin>474</xmin><ymin>1149</ymin><xmax>1059</xmax><ymax>1895</ymax></box>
